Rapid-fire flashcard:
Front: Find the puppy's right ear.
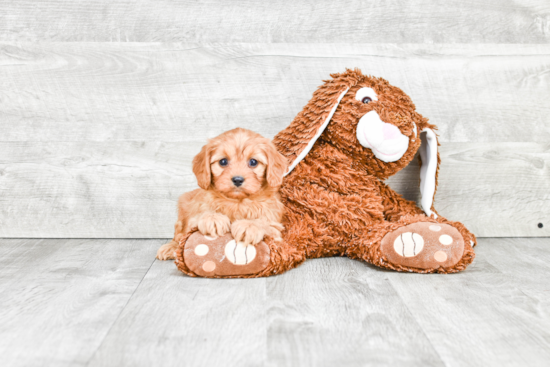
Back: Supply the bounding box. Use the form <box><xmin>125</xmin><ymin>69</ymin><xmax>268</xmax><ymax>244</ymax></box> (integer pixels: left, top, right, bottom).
<box><xmin>192</xmin><ymin>144</ymin><xmax>212</xmax><ymax>190</ymax></box>
<box><xmin>264</xmin><ymin>142</ymin><xmax>289</xmax><ymax>188</ymax></box>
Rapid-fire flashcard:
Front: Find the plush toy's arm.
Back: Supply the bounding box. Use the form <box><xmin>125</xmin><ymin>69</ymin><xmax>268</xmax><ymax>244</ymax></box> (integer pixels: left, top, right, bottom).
<box><xmin>376</xmin><ymin>181</ymin><xmax>425</xmax><ymax>222</ymax></box>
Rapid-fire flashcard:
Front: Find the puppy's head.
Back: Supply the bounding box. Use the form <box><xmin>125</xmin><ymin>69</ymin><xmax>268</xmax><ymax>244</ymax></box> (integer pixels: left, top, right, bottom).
<box><xmin>193</xmin><ymin>128</ymin><xmax>288</xmax><ymax>199</ymax></box>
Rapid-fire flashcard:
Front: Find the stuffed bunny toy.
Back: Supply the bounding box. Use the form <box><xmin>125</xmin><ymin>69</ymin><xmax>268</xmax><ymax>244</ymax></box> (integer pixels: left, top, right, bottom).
<box><xmin>176</xmin><ymin>69</ymin><xmax>476</xmax><ymax>278</ymax></box>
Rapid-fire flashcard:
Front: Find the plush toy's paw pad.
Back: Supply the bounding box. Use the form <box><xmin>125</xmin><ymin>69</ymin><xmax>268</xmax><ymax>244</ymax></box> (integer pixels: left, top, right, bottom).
<box><xmin>183</xmin><ymin>232</ymin><xmax>270</xmax><ymax>277</ymax></box>
<box><xmin>381</xmin><ymin>222</ymin><xmax>465</xmax><ymax>270</ymax></box>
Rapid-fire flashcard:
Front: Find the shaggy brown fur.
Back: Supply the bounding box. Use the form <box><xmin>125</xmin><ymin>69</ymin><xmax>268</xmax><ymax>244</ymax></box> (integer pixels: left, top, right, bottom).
<box><xmin>157</xmin><ymin>128</ymin><xmax>287</xmax><ymax>260</ymax></box>
<box><xmin>175</xmin><ymin>69</ymin><xmax>476</xmax><ymax>277</ymax></box>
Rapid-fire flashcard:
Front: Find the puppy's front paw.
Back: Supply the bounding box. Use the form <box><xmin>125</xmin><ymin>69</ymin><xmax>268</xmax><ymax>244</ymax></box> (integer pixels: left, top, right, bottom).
<box><xmin>267</xmin><ymin>222</ymin><xmax>284</xmax><ymax>241</ymax></box>
<box><xmin>157</xmin><ymin>241</ymin><xmax>178</xmax><ymax>260</ymax></box>
<box><xmin>231</xmin><ymin>220</ymin><xmax>265</xmax><ymax>246</ymax></box>
<box><xmin>197</xmin><ymin>212</ymin><xmax>231</xmax><ymax>238</ymax></box>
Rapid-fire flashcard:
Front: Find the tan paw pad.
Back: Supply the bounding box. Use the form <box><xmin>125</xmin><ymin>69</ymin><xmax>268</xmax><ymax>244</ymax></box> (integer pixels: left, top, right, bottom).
<box><xmin>393</xmin><ymin>232</ymin><xmax>424</xmax><ymax>257</ymax></box>
<box><xmin>434</xmin><ymin>251</ymin><xmax>447</xmax><ymax>262</ymax></box>
<box><xmin>194</xmin><ymin>244</ymin><xmax>209</xmax><ymax>256</ymax></box>
<box><xmin>380</xmin><ymin>222</ymin><xmax>465</xmax><ymax>270</ymax></box>
<box><xmin>224</xmin><ymin>240</ymin><xmax>257</xmax><ymax>265</ymax></box>
<box><xmin>202</xmin><ymin>261</ymin><xmax>216</xmax><ymax>272</ymax></box>
<box><xmin>183</xmin><ymin>232</ymin><xmax>271</xmax><ymax>277</ymax></box>
<box><xmin>439</xmin><ymin>235</ymin><xmax>453</xmax><ymax>245</ymax></box>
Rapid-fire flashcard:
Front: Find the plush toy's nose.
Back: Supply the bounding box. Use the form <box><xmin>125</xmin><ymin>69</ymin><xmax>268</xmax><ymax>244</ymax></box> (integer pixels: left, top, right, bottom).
<box><xmin>382</xmin><ymin>123</ymin><xmax>400</xmax><ymax>140</ymax></box>
<box><xmin>356</xmin><ymin>110</ymin><xmax>410</xmax><ymax>163</ymax></box>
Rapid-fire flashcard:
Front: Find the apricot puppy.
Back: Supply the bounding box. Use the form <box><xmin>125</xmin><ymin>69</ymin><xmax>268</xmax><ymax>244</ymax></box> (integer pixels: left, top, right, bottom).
<box><xmin>156</xmin><ymin>128</ymin><xmax>288</xmax><ymax>260</ymax></box>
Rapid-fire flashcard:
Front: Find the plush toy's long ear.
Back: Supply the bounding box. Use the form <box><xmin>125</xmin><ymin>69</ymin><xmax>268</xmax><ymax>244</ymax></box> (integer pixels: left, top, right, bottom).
<box><xmin>274</xmin><ymin>82</ymin><xmax>350</xmax><ymax>176</ymax></box>
<box><xmin>418</xmin><ymin>128</ymin><xmax>440</xmax><ymax>218</ymax></box>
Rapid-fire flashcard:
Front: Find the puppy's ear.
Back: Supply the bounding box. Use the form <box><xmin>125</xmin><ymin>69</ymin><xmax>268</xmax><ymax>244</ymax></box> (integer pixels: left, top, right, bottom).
<box><xmin>192</xmin><ymin>144</ymin><xmax>213</xmax><ymax>190</ymax></box>
<box><xmin>264</xmin><ymin>142</ymin><xmax>288</xmax><ymax>188</ymax></box>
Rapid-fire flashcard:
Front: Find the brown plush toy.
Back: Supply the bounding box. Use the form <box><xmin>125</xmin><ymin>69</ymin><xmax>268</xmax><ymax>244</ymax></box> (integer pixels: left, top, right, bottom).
<box><xmin>176</xmin><ymin>69</ymin><xmax>476</xmax><ymax>278</ymax></box>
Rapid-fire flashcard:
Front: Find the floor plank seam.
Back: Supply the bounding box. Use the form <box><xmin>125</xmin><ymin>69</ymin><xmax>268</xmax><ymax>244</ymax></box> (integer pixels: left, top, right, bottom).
<box><xmin>387</xmin><ymin>277</ymin><xmax>448</xmax><ymax>366</ymax></box>
<box><xmin>84</xmin><ymin>256</ymin><xmax>158</xmax><ymax>366</ymax></box>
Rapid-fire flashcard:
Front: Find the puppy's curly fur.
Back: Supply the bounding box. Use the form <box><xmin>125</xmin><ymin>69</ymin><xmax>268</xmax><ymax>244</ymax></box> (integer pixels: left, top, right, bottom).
<box><xmin>157</xmin><ymin>128</ymin><xmax>288</xmax><ymax>260</ymax></box>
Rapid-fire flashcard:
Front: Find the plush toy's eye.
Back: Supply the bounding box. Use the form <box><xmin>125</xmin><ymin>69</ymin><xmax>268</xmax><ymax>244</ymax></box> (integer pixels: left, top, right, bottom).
<box><xmin>248</xmin><ymin>158</ymin><xmax>258</xmax><ymax>167</ymax></box>
<box><xmin>219</xmin><ymin>158</ymin><xmax>228</xmax><ymax>167</ymax></box>
<box><xmin>355</xmin><ymin>87</ymin><xmax>378</xmax><ymax>104</ymax></box>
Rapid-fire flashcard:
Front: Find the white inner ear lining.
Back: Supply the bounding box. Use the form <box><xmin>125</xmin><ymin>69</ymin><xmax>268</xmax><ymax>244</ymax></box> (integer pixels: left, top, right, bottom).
<box><xmin>284</xmin><ymin>88</ymin><xmax>350</xmax><ymax>176</ymax></box>
<box><xmin>419</xmin><ymin>128</ymin><xmax>438</xmax><ymax>218</ymax></box>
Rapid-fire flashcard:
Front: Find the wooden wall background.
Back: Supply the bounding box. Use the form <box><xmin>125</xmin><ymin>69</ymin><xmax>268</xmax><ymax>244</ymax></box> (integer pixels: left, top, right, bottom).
<box><xmin>0</xmin><ymin>1</ymin><xmax>548</xmax><ymax>238</ymax></box>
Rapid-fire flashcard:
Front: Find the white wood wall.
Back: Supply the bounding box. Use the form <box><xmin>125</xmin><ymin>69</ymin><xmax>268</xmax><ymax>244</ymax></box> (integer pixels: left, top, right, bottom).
<box><xmin>0</xmin><ymin>2</ymin><xmax>549</xmax><ymax>238</ymax></box>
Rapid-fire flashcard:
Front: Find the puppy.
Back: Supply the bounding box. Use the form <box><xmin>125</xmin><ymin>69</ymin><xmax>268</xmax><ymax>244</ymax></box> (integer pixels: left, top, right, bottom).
<box><xmin>156</xmin><ymin>128</ymin><xmax>288</xmax><ymax>260</ymax></box>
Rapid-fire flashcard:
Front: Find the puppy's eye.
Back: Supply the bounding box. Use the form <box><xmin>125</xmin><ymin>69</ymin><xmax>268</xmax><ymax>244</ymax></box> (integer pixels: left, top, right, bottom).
<box><xmin>219</xmin><ymin>158</ymin><xmax>228</xmax><ymax>167</ymax></box>
<box><xmin>248</xmin><ymin>158</ymin><xmax>258</xmax><ymax>167</ymax></box>
<box><xmin>361</xmin><ymin>96</ymin><xmax>372</xmax><ymax>104</ymax></box>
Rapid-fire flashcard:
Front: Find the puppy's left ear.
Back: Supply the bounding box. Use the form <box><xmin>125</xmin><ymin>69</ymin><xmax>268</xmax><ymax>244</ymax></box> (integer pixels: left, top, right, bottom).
<box><xmin>192</xmin><ymin>144</ymin><xmax>213</xmax><ymax>190</ymax></box>
<box><xmin>264</xmin><ymin>142</ymin><xmax>288</xmax><ymax>188</ymax></box>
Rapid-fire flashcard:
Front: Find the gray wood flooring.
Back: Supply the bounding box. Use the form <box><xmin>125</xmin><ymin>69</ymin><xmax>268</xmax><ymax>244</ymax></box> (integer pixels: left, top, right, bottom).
<box><xmin>1</xmin><ymin>238</ymin><xmax>549</xmax><ymax>367</ymax></box>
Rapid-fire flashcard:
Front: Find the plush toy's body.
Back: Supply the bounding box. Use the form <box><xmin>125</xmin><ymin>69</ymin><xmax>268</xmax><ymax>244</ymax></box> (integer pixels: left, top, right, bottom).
<box><xmin>176</xmin><ymin>69</ymin><xmax>476</xmax><ymax>277</ymax></box>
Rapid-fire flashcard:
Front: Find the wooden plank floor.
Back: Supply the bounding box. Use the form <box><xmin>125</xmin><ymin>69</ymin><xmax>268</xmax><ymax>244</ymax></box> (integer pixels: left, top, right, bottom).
<box><xmin>1</xmin><ymin>238</ymin><xmax>549</xmax><ymax>367</ymax></box>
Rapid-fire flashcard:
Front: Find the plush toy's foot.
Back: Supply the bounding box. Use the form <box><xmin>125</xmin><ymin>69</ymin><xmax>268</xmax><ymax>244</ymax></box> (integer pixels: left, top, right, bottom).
<box><xmin>182</xmin><ymin>232</ymin><xmax>271</xmax><ymax>277</ymax></box>
<box><xmin>380</xmin><ymin>222</ymin><xmax>465</xmax><ymax>271</ymax></box>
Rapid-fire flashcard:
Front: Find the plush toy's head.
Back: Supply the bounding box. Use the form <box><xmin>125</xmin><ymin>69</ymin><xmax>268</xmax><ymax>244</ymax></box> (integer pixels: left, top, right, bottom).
<box><xmin>275</xmin><ymin>69</ymin><xmax>440</xmax><ymax>217</ymax></box>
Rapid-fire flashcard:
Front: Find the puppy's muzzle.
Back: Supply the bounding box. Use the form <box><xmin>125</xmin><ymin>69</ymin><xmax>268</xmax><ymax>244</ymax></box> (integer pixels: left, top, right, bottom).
<box><xmin>232</xmin><ymin>176</ymin><xmax>245</xmax><ymax>187</ymax></box>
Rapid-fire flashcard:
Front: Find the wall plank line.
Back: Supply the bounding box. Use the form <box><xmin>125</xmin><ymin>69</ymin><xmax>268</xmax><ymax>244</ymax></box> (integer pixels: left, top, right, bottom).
<box><xmin>0</xmin><ymin>141</ymin><xmax>547</xmax><ymax>238</ymax></box>
<box><xmin>1</xmin><ymin>1</ymin><xmax>549</xmax><ymax>43</ymax></box>
<box><xmin>1</xmin><ymin>43</ymin><xmax>549</xmax><ymax>144</ymax></box>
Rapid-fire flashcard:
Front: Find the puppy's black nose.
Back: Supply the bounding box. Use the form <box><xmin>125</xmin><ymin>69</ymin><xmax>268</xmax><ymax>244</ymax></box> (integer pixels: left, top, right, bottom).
<box><xmin>232</xmin><ymin>176</ymin><xmax>245</xmax><ymax>187</ymax></box>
